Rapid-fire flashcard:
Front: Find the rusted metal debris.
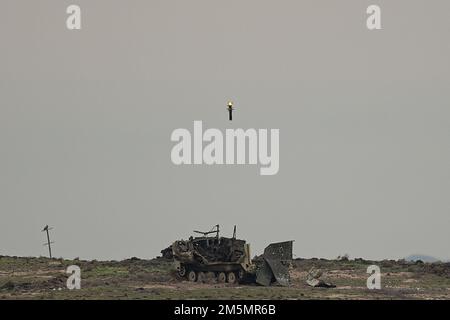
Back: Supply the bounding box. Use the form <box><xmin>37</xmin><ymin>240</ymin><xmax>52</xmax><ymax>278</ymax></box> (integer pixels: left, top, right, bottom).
<box><xmin>306</xmin><ymin>267</ymin><xmax>336</xmax><ymax>288</ymax></box>
<box><xmin>255</xmin><ymin>241</ymin><xmax>293</xmax><ymax>286</ymax></box>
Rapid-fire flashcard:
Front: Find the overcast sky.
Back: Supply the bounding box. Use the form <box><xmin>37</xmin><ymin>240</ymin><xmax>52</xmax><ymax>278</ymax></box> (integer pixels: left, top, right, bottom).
<box><xmin>0</xmin><ymin>0</ymin><xmax>449</xmax><ymax>261</ymax></box>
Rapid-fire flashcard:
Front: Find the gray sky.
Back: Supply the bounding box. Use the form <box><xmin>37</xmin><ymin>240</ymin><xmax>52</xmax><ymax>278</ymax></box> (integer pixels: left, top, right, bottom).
<box><xmin>0</xmin><ymin>0</ymin><xmax>449</xmax><ymax>261</ymax></box>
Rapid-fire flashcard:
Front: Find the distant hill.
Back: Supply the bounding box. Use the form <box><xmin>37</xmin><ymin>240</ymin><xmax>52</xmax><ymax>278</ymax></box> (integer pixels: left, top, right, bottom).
<box><xmin>405</xmin><ymin>254</ymin><xmax>440</xmax><ymax>263</ymax></box>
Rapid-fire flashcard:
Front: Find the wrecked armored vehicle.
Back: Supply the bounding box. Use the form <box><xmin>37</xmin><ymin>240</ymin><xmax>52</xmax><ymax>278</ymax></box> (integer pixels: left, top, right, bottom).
<box><xmin>168</xmin><ymin>225</ymin><xmax>293</xmax><ymax>286</ymax></box>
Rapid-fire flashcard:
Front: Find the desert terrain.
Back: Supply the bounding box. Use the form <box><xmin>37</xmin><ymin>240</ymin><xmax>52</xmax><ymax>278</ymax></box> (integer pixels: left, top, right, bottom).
<box><xmin>0</xmin><ymin>255</ymin><xmax>449</xmax><ymax>300</ymax></box>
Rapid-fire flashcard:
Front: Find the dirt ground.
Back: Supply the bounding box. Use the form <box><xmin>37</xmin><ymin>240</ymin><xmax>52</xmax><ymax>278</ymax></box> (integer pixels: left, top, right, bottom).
<box><xmin>0</xmin><ymin>255</ymin><xmax>449</xmax><ymax>300</ymax></box>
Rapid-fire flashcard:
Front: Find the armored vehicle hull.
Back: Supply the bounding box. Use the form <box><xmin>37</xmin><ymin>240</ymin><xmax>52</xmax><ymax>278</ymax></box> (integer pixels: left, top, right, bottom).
<box><xmin>168</xmin><ymin>225</ymin><xmax>293</xmax><ymax>286</ymax></box>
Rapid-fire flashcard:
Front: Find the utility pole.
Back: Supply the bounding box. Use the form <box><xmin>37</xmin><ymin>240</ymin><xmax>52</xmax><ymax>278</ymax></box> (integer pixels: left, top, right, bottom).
<box><xmin>42</xmin><ymin>225</ymin><xmax>54</xmax><ymax>258</ymax></box>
